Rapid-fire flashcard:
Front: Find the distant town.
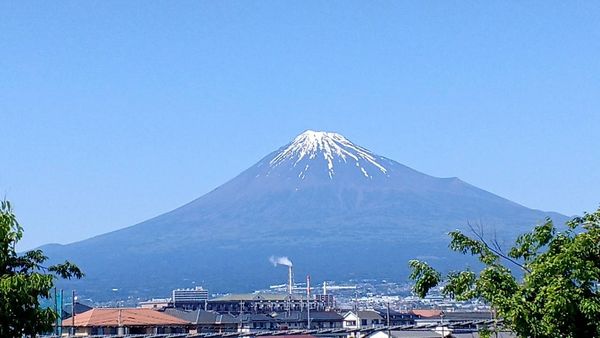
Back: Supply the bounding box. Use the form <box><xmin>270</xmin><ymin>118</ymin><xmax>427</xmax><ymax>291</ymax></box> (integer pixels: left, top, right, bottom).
<box><xmin>98</xmin><ymin>278</ymin><xmax>489</xmax><ymax>313</ymax></box>
<box><xmin>49</xmin><ymin>274</ymin><xmax>505</xmax><ymax>338</ymax></box>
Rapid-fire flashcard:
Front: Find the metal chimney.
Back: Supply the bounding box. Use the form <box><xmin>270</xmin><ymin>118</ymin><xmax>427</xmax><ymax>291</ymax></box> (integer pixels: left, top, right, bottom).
<box><xmin>288</xmin><ymin>265</ymin><xmax>294</xmax><ymax>295</ymax></box>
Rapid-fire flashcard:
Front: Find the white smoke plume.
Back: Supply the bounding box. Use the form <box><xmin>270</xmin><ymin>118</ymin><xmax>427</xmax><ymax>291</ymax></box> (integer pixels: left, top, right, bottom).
<box><xmin>269</xmin><ymin>255</ymin><xmax>293</xmax><ymax>267</ymax></box>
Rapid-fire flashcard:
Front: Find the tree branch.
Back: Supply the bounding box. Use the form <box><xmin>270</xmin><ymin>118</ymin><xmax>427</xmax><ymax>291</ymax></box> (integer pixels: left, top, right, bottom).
<box><xmin>467</xmin><ymin>222</ymin><xmax>531</xmax><ymax>273</ymax></box>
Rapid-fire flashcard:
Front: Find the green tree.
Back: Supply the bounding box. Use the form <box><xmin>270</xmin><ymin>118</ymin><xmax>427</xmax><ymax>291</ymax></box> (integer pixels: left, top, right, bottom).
<box><xmin>0</xmin><ymin>200</ymin><xmax>84</xmax><ymax>338</ymax></box>
<box><xmin>409</xmin><ymin>208</ymin><xmax>600</xmax><ymax>338</ymax></box>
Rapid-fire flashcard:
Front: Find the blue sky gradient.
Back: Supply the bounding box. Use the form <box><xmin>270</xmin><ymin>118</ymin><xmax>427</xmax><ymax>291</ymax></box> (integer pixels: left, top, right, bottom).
<box><xmin>1</xmin><ymin>1</ymin><xmax>599</xmax><ymax>249</ymax></box>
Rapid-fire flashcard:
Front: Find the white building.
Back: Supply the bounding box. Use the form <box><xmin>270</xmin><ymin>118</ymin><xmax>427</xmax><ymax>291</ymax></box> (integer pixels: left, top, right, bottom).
<box><xmin>172</xmin><ymin>286</ymin><xmax>209</xmax><ymax>309</ymax></box>
<box><xmin>343</xmin><ymin>310</ymin><xmax>384</xmax><ymax>329</ymax></box>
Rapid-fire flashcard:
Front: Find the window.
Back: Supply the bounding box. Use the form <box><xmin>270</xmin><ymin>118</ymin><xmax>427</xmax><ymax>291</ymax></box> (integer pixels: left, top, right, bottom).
<box><xmin>361</xmin><ymin>319</ymin><xmax>367</xmax><ymax>326</ymax></box>
<box><xmin>345</xmin><ymin>320</ymin><xmax>356</xmax><ymax>326</ymax></box>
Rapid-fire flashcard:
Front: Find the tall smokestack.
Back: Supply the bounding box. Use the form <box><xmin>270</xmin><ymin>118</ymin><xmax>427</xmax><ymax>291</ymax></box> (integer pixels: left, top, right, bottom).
<box><xmin>288</xmin><ymin>265</ymin><xmax>294</xmax><ymax>295</ymax></box>
<box><xmin>269</xmin><ymin>256</ymin><xmax>294</xmax><ymax>294</ymax></box>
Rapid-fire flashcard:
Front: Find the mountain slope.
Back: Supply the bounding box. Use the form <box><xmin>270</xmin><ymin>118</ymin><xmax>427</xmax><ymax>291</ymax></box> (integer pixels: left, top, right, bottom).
<box><xmin>42</xmin><ymin>131</ymin><xmax>566</xmax><ymax>300</ymax></box>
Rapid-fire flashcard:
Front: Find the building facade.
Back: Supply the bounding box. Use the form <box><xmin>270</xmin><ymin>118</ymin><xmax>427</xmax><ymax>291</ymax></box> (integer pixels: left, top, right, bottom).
<box><xmin>172</xmin><ymin>286</ymin><xmax>209</xmax><ymax>310</ymax></box>
<box><xmin>207</xmin><ymin>293</ymin><xmax>328</xmax><ymax>314</ymax></box>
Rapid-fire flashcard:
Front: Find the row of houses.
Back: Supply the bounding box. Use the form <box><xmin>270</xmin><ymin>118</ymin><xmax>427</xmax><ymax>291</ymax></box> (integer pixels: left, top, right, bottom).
<box><xmin>60</xmin><ymin>305</ymin><xmax>496</xmax><ymax>337</ymax></box>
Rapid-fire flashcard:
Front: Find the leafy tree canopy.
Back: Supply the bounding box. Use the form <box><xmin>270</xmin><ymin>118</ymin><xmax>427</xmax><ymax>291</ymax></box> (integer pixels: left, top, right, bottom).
<box><xmin>0</xmin><ymin>200</ymin><xmax>84</xmax><ymax>338</ymax></box>
<box><xmin>409</xmin><ymin>208</ymin><xmax>600</xmax><ymax>338</ymax></box>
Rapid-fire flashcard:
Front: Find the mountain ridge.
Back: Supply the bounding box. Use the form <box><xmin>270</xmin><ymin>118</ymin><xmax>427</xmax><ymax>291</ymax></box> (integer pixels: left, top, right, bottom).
<box><xmin>42</xmin><ymin>130</ymin><xmax>568</xmax><ymax>300</ymax></box>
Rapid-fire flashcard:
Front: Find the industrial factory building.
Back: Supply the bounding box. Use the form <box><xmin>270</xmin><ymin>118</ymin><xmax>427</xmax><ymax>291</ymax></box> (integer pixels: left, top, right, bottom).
<box><xmin>240</xmin><ymin>311</ymin><xmax>344</xmax><ymax>331</ymax></box>
<box><xmin>206</xmin><ymin>293</ymin><xmax>329</xmax><ymax>314</ymax></box>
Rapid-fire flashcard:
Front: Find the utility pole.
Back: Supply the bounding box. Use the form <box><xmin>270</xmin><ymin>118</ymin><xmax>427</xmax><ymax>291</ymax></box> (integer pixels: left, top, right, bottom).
<box><xmin>118</xmin><ymin>308</ymin><xmax>124</xmax><ymax>335</ymax></box>
<box><xmin>492</xmin><ymin>306</ymin><xmax>498</xmax><ymax>338</ymax></box>
<box><xmin>53</xmin><ymin>288</ymin><xmax>58</xmax><ymax>336</ymax></box>
<box><xmin>71</xmin><ymin>290</ymin><xmax>76</xmax><ymax>336</ymax></box>
<box><xmin>239</xmin><ymin>300</ymin><xmax>244</xmax><ymax>332</ymax></box>
<box><xmin>440</xmin><ymin>311</ymin><xmax>445</xmax><ymax>338</ymax></box>
<box><xmin>59</xmin><ymin>289</ymin><xmax>64</xmax><ymax>336</ymax></box>
<box><xmin>386</xmin><ymin>302</ymin><xmax>391</xmax><ymax>338</ymax></box>
<box><xmin>306</xmin><ymin>275</ymin><xmax>311</xmax><ymax>329</ymax></box>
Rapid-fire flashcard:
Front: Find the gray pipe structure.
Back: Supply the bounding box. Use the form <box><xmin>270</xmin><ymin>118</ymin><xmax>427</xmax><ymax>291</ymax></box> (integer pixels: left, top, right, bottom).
<box><xmin>287</xmin><ymin>265</ymin><xmax>294</xmax><ymax>295</ymax></box>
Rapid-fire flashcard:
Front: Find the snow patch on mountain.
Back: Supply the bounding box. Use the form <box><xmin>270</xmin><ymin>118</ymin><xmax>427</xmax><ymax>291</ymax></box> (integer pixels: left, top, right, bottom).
<box><xmin>269</xmin><ymin>130</ymin><xmax>388</xmax><ymax>179</ymax></box>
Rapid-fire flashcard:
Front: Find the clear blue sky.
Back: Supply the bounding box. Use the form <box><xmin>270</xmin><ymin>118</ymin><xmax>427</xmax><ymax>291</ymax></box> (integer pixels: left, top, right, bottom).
<box><xmin>1</xmin><ymin>1</ymin><xmax>599</xmax><ymax>250</ymax></box>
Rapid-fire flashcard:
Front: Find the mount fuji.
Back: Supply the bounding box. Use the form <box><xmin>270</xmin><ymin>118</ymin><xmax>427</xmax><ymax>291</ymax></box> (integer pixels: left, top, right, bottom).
<box><xmin>42</xmin><ymin>130</ymin><xmax>566</xmax><ymax>300</ymax></box>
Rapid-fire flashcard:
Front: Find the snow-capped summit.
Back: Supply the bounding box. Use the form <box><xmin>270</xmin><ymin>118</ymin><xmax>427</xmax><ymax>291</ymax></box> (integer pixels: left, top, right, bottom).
<box><xmin>268</xmin><ymin>130</ymin><xmax>388</xmax><ymax>179</ymax></box>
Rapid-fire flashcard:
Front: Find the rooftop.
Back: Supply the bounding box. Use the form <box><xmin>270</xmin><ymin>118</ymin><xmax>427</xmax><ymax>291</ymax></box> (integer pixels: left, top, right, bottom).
<box><xmin>62</xmin><ymin>308</ymin><xmax>189</xmax><ymax>327</ymax></box>
<box><xmin>210</xmin><ymin>293</ymin><xmax>303</xmax><ymax>302</ymax></box>
<box><xmin>163</xmin><ymin>308</ymin><xmax>239</xmax><ymax>324</ymax></box>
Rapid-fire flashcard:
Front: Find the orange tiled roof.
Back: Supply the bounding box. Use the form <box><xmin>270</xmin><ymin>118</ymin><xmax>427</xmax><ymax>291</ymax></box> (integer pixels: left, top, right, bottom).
<box><xmin>410</xmin><ymin>309</ymin><xmax>442</xmax><ymax>318</ymax></box>
<box><xmin>62</xmin><ymin>308</ymin><xmax>189</xmax><ymax>327</ymax></box>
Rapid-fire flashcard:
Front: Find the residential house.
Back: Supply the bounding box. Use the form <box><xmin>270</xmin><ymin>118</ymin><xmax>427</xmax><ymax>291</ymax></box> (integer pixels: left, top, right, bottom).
<box><xmin>343</xmin><ymin>310</ymin><xmax>384</xmax><ymax>329</ymax></box>
<box><xmin>276</xmin><ymin>311</ymin><xmax>344</xmax><ymax>330</ymax></box>
<box><xmin>372</xmin><ymin>309</ymin><xmax>417</xmax><ymax>326</ymax></box>
<box><xmin>413</xmin><ymin>310</ymin><xmax>496</xmax><ymax>329</ymax></box>
<box><xmin>241</xmin><ymin>313</ymin><xmax>281</xmax><ymax>331</ymax></box>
